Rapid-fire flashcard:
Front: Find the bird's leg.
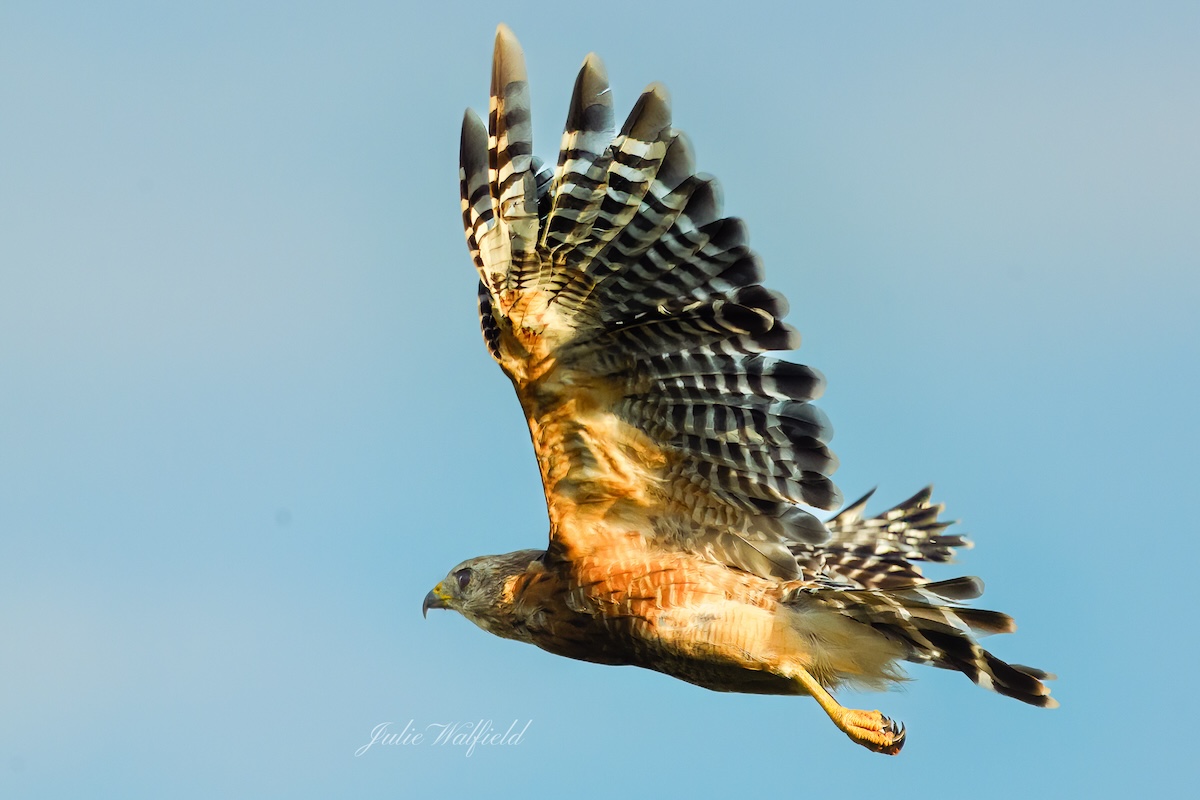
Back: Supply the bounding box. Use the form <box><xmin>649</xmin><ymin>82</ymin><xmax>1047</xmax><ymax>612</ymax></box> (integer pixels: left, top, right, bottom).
<box><xmin>790</xmin><ymin>666</ymin><xmax>907</xmax><ymax>755</ymax></box>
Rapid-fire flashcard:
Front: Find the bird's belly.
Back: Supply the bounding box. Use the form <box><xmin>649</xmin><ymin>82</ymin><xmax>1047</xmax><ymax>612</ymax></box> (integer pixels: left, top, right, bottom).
<box><xmin>634</xmin><ymin>602</ymin><xmax>813</xmax><ymax>694</ymax></box>
<box><xmin>528</xmin><ymin>595</ymin><xmax>812</xmax><ymax>695</ymax></box>
<box><xmin>643</xmin><ymin>657</ymin><xmax>805</xmax><ymax>695</ymax></box>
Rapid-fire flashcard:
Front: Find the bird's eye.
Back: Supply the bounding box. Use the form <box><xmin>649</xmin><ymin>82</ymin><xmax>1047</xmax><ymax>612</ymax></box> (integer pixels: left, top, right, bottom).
<box><xmin>455</xmin><ymin>568</ymin><xmax>472</xmax><ymax>590</ymax></box>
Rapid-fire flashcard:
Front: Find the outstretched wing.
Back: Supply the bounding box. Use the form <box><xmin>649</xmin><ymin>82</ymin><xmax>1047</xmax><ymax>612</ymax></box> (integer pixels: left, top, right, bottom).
<box><xmin>461</xmin><ymin>26</ymin><xmax>840</xmax><ymax>580</ymax></box>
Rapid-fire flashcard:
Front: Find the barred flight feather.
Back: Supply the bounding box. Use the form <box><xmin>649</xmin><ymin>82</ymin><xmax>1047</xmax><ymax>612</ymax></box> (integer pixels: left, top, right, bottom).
<box><xmin>487</xmin><ymin>26</ymin><xmax>539</xmax><ymax>293</ymax></box>
<box><xmin>477</xmin><ymin>281</ymin><xmax>501</xmax><ymax>361</ymax></box>
<box><xmin>548</xmin><ymin>86</ymin><xmax>676</xmax><ymax>308</ymax></box>
<box><xmin>544</xmin><ymin>53</ymin><xmax>614</xmax><ymax>263</ymax></box>
<box><xmin>803</xmin><ymin>487</ymin><xmax>974</xmax><ymax>590</ymax></box>
<box><xmin>637</xmin><ymin>353</ymin><xmax>826</xmax><ymax>402</ymax></box>
<box><xmin>459</xmin><ymin>111</ymin><xmax>493</xmax><ymax>286</ymax></box>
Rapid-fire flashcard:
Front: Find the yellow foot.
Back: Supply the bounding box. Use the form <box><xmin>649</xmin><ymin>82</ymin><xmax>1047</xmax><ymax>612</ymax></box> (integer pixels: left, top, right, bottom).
<box><xmin>837</xmin><ymin>708</ymin><xmax>906</xmax><ymax>755</ymax></box>
<box><xmin>788</xmin><ymin>665</ymin><xmax>908</xmax><ymax>756</ymax></box>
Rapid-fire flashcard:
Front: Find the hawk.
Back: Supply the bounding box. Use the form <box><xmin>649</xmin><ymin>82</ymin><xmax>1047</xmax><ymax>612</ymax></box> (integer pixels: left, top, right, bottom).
<box><xmin>423</xmin><ymin>25</ymin><xmax>1056</xmax><ymax>755</ymax></box>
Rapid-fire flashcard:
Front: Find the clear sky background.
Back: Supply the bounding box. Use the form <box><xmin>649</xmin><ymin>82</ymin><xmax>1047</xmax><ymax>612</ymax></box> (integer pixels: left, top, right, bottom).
<box><xmin>2</xmin><ymin>1</ymin><xmax>1197</xmax><ymax>797</ymax></box>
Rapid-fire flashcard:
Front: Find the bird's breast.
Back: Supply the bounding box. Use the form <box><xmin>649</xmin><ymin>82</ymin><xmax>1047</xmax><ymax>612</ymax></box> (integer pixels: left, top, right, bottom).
<box><xmin>509</xmin><ymin>551</ymin><xmax>799</xmax><ymax>676</ymax></box>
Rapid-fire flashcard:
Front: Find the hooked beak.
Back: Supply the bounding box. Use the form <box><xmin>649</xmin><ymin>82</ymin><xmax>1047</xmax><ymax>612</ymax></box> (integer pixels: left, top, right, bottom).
<box><xmin>422</xmin><ymin>583</ymin><xmax>449</xmax><ymax>618</ymax></box>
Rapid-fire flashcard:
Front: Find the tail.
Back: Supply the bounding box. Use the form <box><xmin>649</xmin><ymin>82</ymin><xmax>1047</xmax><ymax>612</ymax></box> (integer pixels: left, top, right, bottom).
<box><xmin>810</xmin><ymin>577</ymin><xmax>1058</xmax><ymax>708</ymax></box>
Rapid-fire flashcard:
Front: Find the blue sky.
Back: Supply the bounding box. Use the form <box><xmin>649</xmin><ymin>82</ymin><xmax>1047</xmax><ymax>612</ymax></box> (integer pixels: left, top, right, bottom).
<box><xmin>1</xmin><ymin>1</ymin><xmax>1196</xmax><ymax>797</ymax></box>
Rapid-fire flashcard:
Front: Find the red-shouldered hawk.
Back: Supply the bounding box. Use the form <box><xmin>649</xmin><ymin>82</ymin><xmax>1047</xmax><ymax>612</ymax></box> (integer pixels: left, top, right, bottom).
<box><xmin>422</xmin><ymin>25</ymin><xmax>1056</xmax><ymax>755</ymax></box>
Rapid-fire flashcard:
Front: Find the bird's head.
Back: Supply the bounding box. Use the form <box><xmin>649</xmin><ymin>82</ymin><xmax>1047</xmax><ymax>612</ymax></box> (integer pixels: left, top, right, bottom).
<box><xmin>422</xmin><ymin>549</ymin><xmax>545</xmax><ymax>639</ymax></box>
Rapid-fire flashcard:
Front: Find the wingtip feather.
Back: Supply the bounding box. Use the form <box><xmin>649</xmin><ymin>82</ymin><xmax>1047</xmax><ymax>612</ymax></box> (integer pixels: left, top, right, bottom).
<box><xmin>621</xmin><ymin>83</ymin><xmax>673</xmax><ymax>140</ymax></box>
<box><xmin>493</xmin><ymin>24</ymin><xmax>525</xmax><ymax>81</ymax></box>
<box><xmin>566</xmin><ymin>52</ymin><xmax>614</xmax><ymax>135</ymax></box>
<box><xmin>460</xmin><ymin>108</ymin><xmax>488</xmax><ymax>155</ymax></box>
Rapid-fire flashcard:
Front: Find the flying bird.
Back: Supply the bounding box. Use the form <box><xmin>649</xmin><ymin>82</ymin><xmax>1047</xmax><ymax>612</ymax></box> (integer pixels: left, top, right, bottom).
<box><xmin>423</xmin><ymin>25</ymin><xmax>1055</xmax><ymax>755</ymax></box>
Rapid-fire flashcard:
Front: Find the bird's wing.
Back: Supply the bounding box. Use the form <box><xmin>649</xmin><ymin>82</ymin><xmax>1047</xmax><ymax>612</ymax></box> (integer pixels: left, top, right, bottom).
<box><xmin>803</xmin><ymin>487</ymin><xmax>975</xmax><ymax>590</ymax></box>
<box><xmin>461</xmin><ymin>26</ymin><xmax>840</xmax><ymax>580</ymax></box>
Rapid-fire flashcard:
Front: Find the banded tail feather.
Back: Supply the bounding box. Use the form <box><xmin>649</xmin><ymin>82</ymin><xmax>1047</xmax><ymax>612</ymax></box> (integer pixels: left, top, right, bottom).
<box><xmin>794</xmin><ymin>577</ymin><xmax>1058</xmax><ymax>707</ymax></box>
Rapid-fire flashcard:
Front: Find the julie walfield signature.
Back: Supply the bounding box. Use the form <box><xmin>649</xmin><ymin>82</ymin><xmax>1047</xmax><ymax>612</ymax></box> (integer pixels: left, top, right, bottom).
<box><xmin>354</xmin><ymin>720</ymin><xmax>531</xmax><ymax>757</ymax></box>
